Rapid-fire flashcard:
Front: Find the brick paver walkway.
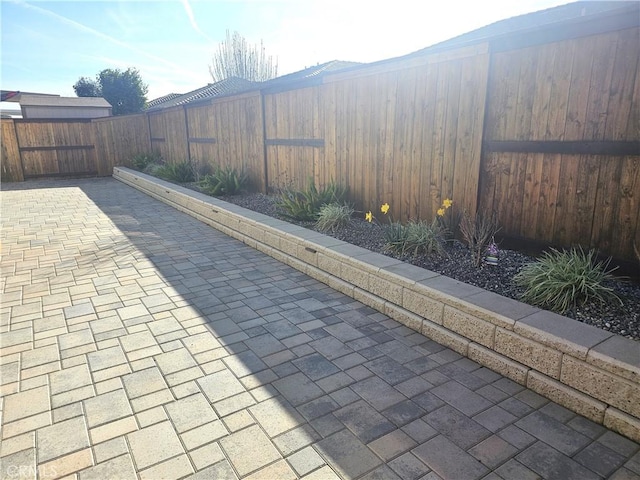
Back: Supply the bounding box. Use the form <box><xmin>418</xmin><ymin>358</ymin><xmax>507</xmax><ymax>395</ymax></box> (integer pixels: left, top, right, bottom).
<box><xmin>1</xmin><ymin>178</ymin><xmax>639</xmax><ymax>480</ymax></box>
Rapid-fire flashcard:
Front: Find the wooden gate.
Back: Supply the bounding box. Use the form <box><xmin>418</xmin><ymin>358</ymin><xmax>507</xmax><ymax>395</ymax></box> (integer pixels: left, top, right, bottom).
<box><xmin>12</xmin><ymin>119</ymin><xmax>98</xmax><ymax>178</ymax></box>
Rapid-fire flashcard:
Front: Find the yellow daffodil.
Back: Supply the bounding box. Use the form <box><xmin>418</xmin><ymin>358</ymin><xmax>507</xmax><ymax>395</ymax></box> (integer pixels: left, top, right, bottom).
<box><xmin>437</xmin><ymin>208</ymin><xmax>446</xmax><ymax>217</ymax></box>
<box><xmin>365</xmin><ymin>211</ymin><xmax>373</xmax><ymax>222</ymax></box>
<box><xmin>443</xmin><ymin>199</ymin><xmax>453</xmax><ymax>208</ymax></box>
<box><xmin>380</xmin><ymin>203</ymin><xmax>390</xmax><ymax>215</ymax></box>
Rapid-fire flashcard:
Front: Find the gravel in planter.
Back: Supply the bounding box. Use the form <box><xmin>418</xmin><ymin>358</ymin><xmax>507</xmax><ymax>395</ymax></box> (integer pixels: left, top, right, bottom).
<box><xmin>190</xmin><ymin>188</ymin><xmax>640</xmax><ymax>341</ymax></box>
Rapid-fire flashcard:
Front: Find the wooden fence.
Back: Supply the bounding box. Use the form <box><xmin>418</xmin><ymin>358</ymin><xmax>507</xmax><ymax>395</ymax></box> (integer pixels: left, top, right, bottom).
<box><xmin>479</xmin><ymin>26</ymin><xmax>640</xmax><ymax>260</ymax></box>
<box><xmin>2</xmin><ymin>18</ymin><xmax>638</xmax><ymax>261</ymax></box>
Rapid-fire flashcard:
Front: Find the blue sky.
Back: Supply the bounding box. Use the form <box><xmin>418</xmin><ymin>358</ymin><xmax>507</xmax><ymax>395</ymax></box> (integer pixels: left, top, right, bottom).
<box><xmin>2</xmin><ymin>0</ymin><xmax>567</xmax><ymax>102</ymax></box>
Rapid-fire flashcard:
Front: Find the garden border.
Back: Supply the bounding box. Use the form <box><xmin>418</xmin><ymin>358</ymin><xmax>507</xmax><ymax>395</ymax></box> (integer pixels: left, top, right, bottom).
<box><xmin>113</xmin><ymin>166</ymin><xmax>640</xmax><ymax>442</ymax></box>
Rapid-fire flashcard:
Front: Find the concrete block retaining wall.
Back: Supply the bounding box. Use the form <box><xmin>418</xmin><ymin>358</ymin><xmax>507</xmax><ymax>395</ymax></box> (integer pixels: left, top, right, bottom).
<box><xmin>114</xmin><ymin>167</ymin><xmax>640</xmax><ymax>442</ymax></box>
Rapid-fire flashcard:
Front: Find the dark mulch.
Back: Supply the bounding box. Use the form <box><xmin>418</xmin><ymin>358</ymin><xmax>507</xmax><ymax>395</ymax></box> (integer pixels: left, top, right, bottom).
<box><xmin>191</xmin><ymin>187</ymin><xmax>640</xmax><ymax>341</ymax></box>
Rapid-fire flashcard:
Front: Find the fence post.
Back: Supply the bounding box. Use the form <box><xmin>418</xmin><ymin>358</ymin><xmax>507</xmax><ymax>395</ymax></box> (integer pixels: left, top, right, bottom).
<box><xmin>183</xmin><ymin>105</ymin><xmax>191</xmax><ymax>164</ymax></box>
<box><xmin>476</xmin><ymin>47</ymin><xmax>494</xmax><ymax>217</ymax></box>
<box><xmin>260</xmin><ymin>90</ymin><xmax>269</xmax><ymax>194</ymax></box>
<box><xmin>13</xmin><ymin>120</ymin><xmax>26</xmax><ymax>181</ymax></box>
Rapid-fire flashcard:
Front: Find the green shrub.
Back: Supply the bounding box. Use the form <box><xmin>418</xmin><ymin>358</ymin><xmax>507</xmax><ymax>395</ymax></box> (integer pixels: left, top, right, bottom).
<box><xmin>383</xmin><ymin>222</ymin><xmax>410</xmax><ymax>255</ymax></box>
<box><xmin>155</xmin><ymin>160</ymin><xmax>195</xmax><ymax>183</ymax></box>
<box><xmin>199</xmin><ymin>165</ymin><xmax>248</xmax><ymax>196</ymax></box>
<box><xmin>316</xmin><ymin>203</ymin><xmax>353</xmax><ymax>232</ymax></box>
<box><xmin>514</xmin><ymin>248</ymin><xmax>622</xmax><ymax>314</ymax></box>
<box><xmin>276</xmin><ymin>178</ymin><xmax>347</xmax><ymax>221</ymax></box>
<box><xmin>131</xmin><ymin>152</ymin><xmax>162</xmax><ymax>171</ymax></box>
<box><xmin>143</xmin><ymin>163</ymin><xmax>164</xmax><ymax>176</ymax></box>
<box><xmin>384</xmin><ymin>220</ymin><xmax>446</xmax><ymax>256</ymax></box>
<box><xmin>404</xmin><ymin>220</ymin><xmax>447</xmax><ymax>256</ymax></box>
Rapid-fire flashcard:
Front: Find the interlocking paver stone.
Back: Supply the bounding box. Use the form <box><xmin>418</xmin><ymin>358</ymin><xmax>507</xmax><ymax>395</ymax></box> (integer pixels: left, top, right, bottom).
<box><xmin>273</xmin><ymin>372</ymin><xmax>324</xmax><ymax>406</ymax></box>
<box><xmin>431</xmin><ymin>379</ymin><xmax>492</xmax><ymax>416</ymax></box>
<box><xmin>188</xmin><ymin>460</ymin><xmax>238</xmax><ymax>480</ymax></box>
<box><xmin>351</xmin><ymin>376</ymin><xmax>405</xmax><ymax>411</ymax></box>
<box><xmin>293</xmin><ymin>353</ymin><xmax>340</xmax><ymax>380</ymax></box>
<box><xmin>197</xmin><ymin>369</ymin><xmax>245</xmax><ymax>403</ymax></box>
<box><xmin>425</xmin><ymin>405</ymin><xmax>492</xmax><ymax>450</ymax></box>
<box><xmin>413</xmin><ymin>434</ymin><xmax>489</xmax><ymax>480</ymax></box>
<box><xmin>122</xmin><ymin>367</ymin><xmax>167</xmax><ymax>399</ymax></box>
<box><xmin>2</xmin><ymin>178</ymin><xmax>639</xmax><ymax>480</ymax></box>
<box><xmin>37</xmin><ymin>417</ymin><xmax>89</xmax><ymax>463</ymax></box>
<box><xmin>50</xmin><ymin>364</ymin><xmax>92</xmax><ymax>395</ymax></box>
<box><xmin>473</xmin><ymin>405</ymin><xmax>518</xmax><ymax>432</ymax></box>
<box><xmin>165</xmin><ymin>393</ymin><xmax>218</xmax><ymax>433</ymax></box>
<box><xmin>382</xmin><ymin>399</ymin><xmax>426</xmax><ymax>427</ymax></box>
<box><xmin>469</xmin><ymin>435</ymin><xmax>519</xmax><ymax>469</ymax></box>
<box><xmin>516</xmin><ymin>441</ymin><xmax>600</xmax><ymax>480</ymax></box>
<box><xmin>0</xmin><ymin>327</ymin><xmax>33</xmax><ymax>348</ymax></box>
<box><xmin>388</xmin><ymin>452</ymin><xmax>430</xmax><ymax>480</ymax></box>
<box><xmin>249</xmin><ymin>397</ymin><xmax>305</xmax><ymax>437</ymax></box>
<box><xmin>87</xmin><ymin>345</ymin><xmax>127</xmax><ymax>371</ymax></box>
<box><xmin>1</xmin><ymin>449</ymin><xmax>36</xmax><ymax>480</ymax></box>
<box><xmin>21</xmin><ymin>344</ymin><xmax>59</xmax><ymax>369</ymax></box>
<box><xmin>316</xmin><ymin>429</ymin><xmax>382</xmax><ymax>479</ymax></box>
<box><xmin>574</xmin><ymin>441</ymin><xmax>628</xmax><ymax>477</ymax></box>
<box><xmin>127</xmin><ymin>421</ymin><xmax>184</xmax><ymax>470</ymax></box>
<box><xmin>83</xmin><ymin>389</ymin><xmax>132</xmax><ymax>428</ymax></box>
<box><xmin>180</xmin><ymin>421</ymin><xmax>228</xmax><ymax>450</ymax></box>
<box><xmin>79</xmin><ymin>454</ymin><xmax>137</xmax><ymax>480</ymax></box>
<box><xmin>58</xmin><ymin>328</ymin><xmax>94</xmax><ymax>350</ymax></box>
<box><xmin>334</xmin><ymin>400</ymin><xmax>396</xmax><ymax>443</ymax></box>
<box><xmin>220</xmin><ymin>424</ymin><xmax>281</xmax><ymax>476</ymax></box>
<box><xmin>516</xmin><ymin>410</ymin><xmax>591</xmax><ymax>456</ymax></box>
<box><xmin>3</xmin><ymin>385</ymin><xmax>50</xmax><ymax>423</ymax></box>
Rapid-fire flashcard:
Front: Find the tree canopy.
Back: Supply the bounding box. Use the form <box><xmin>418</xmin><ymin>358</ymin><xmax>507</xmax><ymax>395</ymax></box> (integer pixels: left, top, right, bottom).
<box><xmin>73</xmin><ymin>68</ymin><xmax>148</xmax><ymax>115</ymax></box>
<box><xmin>209</xmin><ymin>30</ymin><xmax>278</xmax><ymax>83</ymax></box>
<box><xmin>72</xmin><ymin>77</ymin><xmax>101</xmax><ymax>97</ymax></box>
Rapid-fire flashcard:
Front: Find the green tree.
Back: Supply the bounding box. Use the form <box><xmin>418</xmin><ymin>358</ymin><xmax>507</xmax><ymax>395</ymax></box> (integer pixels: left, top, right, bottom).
<box><xmin>73</xmin><ymin>68</ymin><xmax>148</xmax><ymax>115</ymax></box>
<box><xmin>209</xmin><ymin>30</ymin><xmax>278</xmax><ymax>82</ymax></box>
<box><xmin>72</xmin><ymin>77</ymin><xmax>101</xmax><ymax>97</ymax></box>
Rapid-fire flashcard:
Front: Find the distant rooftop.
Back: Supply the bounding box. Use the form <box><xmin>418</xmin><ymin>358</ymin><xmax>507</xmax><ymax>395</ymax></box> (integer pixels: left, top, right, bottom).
<box><xmin>146</xmin><ymin>77</ymin><xmax>255</xmax><ymax>111</ymax></box>
<box><xmin>18</xmin><ymin>95</ymin><xmax>112</xmax><ymax>108</ymax></box>
<box><xmin>1</xmin><ymin>90</ymin><xmax>60</xmax><ymax>102</ymax></box>
<box><xmin>260</xmin><ymin>60</ymin><xmax>362</xmax><ymax>88</ymax></box>
<box><xmin>146</xmin><ymin>61</ymin><xmax>361</xmax><ymax>111</ymax></box>
<box><xmin>146</xmin><ymin>93</ymin><xmax>182</xmax><ymax>109</ymax></box>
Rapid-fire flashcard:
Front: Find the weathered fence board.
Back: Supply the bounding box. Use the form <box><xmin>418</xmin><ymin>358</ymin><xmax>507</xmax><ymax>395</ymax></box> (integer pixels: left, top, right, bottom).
<box><xmin>264</xmin><ymin>86</ymin><xmax>324</xmax><ymax>190</ymax></box>
<box><xmin>93</xmin><ymin>114</ymin><xmax>150</xmax><ymax>175</ymax></box>
<box><xmin>148</xmin><ymin>107</ymin><xmax>188</xmax><ymax>163</ymax></box>
<box><xmin>12</xmin><ymin>120</ymin><xmax>97</xmax><ymax>177</ymax></box>
<box><xmin>322</xmin><ymin>49</ymin><xmax>489</xmax><ymax>222</ymax></box>
<box><xmin>1</xmin><ymin>120</ymin><xmax>23</xmax><ymax>182</ymax></box>
<box><xmin>480</xmin><ymin>26</ymin><xmax>640</xmax><ymax>259</ymax></box>
<box><xmin>185</xmin><ymin>93</ymin><xmax>265</xmax><ymax>191</ymax></box>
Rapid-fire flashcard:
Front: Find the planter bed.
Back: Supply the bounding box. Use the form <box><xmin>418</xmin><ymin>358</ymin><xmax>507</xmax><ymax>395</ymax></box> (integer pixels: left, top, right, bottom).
<box><xmin>114</xmin><ymin>166</ymin><xmax>640</xmax><ymax>442</ymax></box>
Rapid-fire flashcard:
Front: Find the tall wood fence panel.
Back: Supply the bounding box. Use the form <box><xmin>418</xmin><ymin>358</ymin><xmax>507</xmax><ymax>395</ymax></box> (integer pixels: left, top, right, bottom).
<box><xmin>186</xmin><ymin>93</ymin><xmax>265</xmax><ymax>191</ymax></box>
<box><xmin>480</xmin><ymin>27</ymin><xmax>640</xmax><ymax>259</ymax></box>
<box><xmin>263</xmin><ymin>86</ymin><xmax>324</xmax><ymax>191</ymax></box>
<box><xmin>2</xmin><ymin>22</ymin><xmax>637</xmax><ymax>260</ymax></box>
<box><xmin>323</xmin><ymin>46</ymin><xmax>490</xmax><ymax>221</ymax></box>
<box><xmin>12</xmin><ymin>119</ymin><xmax>97</xmax><ymax>178</ymax></box>
<box><xmin>1</xmin><ymin>120</ymin><xmax>23</xmax><ymax>182</ymax></box>
<box><xmin>93</xmin><ymin>114</ymin><xmax>151</xmax><ymax>175</ymax></box>
<box><xmin>148</xmin><ymin>107</ymin><xmax>188</xmax><ymax>163</ymax></box>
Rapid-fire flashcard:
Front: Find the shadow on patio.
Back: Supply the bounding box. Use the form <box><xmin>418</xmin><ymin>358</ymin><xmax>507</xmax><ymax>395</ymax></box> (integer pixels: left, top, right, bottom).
<box><xmin>1</xmin><ymin>177</ymin><xmax>638</xmax><ymax>480</ymax></box>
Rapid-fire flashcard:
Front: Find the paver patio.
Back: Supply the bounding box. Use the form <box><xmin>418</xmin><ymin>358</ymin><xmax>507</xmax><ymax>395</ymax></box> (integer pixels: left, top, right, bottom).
<box><xmin>1</xmin><ymin>177</ymin><xmax>639</xmax><ymax>480</ymax></box>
